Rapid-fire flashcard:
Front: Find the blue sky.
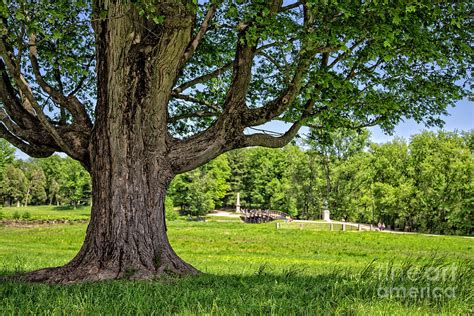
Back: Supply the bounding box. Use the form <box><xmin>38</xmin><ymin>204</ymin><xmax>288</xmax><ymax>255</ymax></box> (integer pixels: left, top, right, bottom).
<box><xmin>369</xmin><ymin>99</ymin><xmax>473</xmax><ymax>143</ymax></box>
<box><xmin>252</xmin><ymin>98</ymin><xmax>473</xmax><ymax>144</ymax></box>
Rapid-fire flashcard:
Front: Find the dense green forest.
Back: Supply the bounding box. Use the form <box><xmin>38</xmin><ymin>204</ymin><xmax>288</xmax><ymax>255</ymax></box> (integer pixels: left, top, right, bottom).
<box><xmin>0</xmin><ymin>140</ymin><xmax>91</xmax><ymax>208</ymax></box>
<box><xmin>1</xmin><ymin>129</ymin><xmax>472</xmax><ymax>235</ymax></box>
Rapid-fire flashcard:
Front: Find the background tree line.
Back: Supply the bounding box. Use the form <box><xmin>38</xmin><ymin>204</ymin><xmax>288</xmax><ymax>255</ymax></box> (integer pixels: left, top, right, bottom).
<box><xmin>0</xmin><ymin>140</ymin><xmax>91</xmax><ymax>208</ymax></box>
<box><xmin>1</xmin><ymin>129</ymin><xmax>472</xmax><ymax>235</ymax></box>
<box><xmin>169</xmin><ymin>129</ymin><xmax>473</xmax><ymax>235</ymax></box>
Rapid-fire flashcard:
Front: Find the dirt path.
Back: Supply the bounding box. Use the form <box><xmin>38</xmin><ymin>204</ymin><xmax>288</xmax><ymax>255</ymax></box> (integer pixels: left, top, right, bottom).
<box><xmin>208</xmin><ymin>211</ymin><xmax>474</xmax><ymax>239</ymax></box>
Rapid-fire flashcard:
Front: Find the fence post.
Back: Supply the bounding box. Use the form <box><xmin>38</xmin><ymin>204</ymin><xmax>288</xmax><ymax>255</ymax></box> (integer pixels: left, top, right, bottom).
<box><xmin>276</xmin><ymin>222</ymin><xmax>280</xmax><ymax>229</ymax></box>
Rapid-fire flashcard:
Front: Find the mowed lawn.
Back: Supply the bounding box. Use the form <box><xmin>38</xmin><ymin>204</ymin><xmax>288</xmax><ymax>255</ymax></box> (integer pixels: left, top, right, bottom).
<box><xmin>0</xmin><ymin>205</ymin><xmax>90</xmax><ymax>221</ymax></box>
<box><xmin>0</xmin><ymin>218</ymin><xmax>473</xmax><ymax>315</ymax></box>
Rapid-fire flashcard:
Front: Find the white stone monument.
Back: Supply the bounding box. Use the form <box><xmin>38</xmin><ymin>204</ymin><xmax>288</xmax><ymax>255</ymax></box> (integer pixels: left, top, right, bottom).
<box><xmin>236</xmin><ymin>192</ymin><xmax>241</xmax><ymax>213</ymax></box>
<box><xmin>323</xmin><ymin>209</ymin><xmax>330</xmax><ymax>221</ymax></box>
<box><xmin>322</xmin><ymin>200</ymin><xmax>330</xmax><ymax>221</ymax></box>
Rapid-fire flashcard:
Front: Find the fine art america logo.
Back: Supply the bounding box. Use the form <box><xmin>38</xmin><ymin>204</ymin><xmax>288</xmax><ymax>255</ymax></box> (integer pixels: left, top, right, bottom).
<box><xmin>376</xmin><ymin>263</ymin><xmax>458</xmax><ymax>299</ymax></box>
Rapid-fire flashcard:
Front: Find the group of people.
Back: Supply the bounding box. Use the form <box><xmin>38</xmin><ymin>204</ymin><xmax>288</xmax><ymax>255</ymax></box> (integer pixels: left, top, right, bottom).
<box><xmin>377</xmin><ymin>222</ymin><xmax>386</xmax><ymax>231</ymax></box>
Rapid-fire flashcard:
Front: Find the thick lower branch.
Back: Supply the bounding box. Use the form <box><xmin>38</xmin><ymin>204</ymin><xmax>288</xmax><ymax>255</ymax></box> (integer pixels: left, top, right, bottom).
<box><xmin>0</xmin><ymin>123</ymin><xmax>55</xmax><ymax>157</ymax></box>
<box><xmin>242</xmin><ymin>121</ymin><xmax>302</xmax><ymax>148</ymax></box>
<box><xmin>0</xmin><ymin>40</ymin><xmax>89</xmax><ymax>162</ymax></box>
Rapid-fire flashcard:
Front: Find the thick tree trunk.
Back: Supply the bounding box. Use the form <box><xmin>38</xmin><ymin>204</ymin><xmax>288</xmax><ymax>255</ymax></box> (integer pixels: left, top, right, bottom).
<box><xmin>23</xmin><ymin>1</ymin><xmax>198</xmax><ymax>284</ymax></box>
<box><xmin>25</xmin><ymin>152</ymin><xmax>198</xmax><ymax>283</ymax></box>
<box><xmin>25</xmin><ymin>169</ymin><xmax>198</xmax><ymax>283</ymax></box>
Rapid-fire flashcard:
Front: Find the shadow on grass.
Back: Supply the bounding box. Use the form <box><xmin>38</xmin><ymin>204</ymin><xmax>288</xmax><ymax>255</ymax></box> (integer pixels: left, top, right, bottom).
<box><xmin>0</xmin><ymin>259</ymin><xmax>472</xmax><ymax>314</ymax></box>
<box><xmin>50</xmin><ymin>205</ymin><xmax>90</xmax><ymax>211</ymax></box>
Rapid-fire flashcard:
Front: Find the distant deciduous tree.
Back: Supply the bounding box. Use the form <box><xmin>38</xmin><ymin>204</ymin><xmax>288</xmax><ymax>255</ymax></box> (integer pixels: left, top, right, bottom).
<box><xmin>169</xmin><ymin>155</ymin><xmax>230</xmax><ymax>215</ymax></box>
<box><xmin>1</xmin><ymin>164</ymin><xmax>27</xmax><ymax>207</ymax></box>
<box><xmin>0</xmin><ymin>138</ymin><xmax>14</xmax><ymax>181</ymax></box>
<box><xmin>23</xmin><ymin>163</ymin><xmax>47</xmax><ymax>206</ymax></box>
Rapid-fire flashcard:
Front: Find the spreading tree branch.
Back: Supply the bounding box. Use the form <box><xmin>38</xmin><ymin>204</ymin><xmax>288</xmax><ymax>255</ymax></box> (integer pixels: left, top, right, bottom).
<box><xmin>28</xmin><ymin>34</ymin><xmax>92</xmax><ymax>128</ymax></box>
<box><xmin>242</xmin><ymin>98</ymin><xmax>315</xmax><ymax>147</ymax></box>
<box><xmin>242</xmin><ymin>2</ymin><xmax>319</xmax><ymax>126</ymax></box>
<box><xmin>171</xmin><ymin>93</ymin><xmax>221</xmax><ymax>112</ymax></box>
<box><xmin>173</xmin><ymin>62</ymin><xmax>232</xmax><ymax>94</ymax></box>
<box><xmin>172</xmin><ymin>39</ymin><xmax>295</xmax><ymax>94</ymax></box>
<box><xmin>169</xmin><ymin>110</ymin><xmax>218</xmax><ymax>123</ymax></box>
<box><xmin>328</xmin><ymin>39</ymin><xmax>366</xmax><ymax>69</ymax></box>
<box><xmin>180</xmin><ymin>2</ymin><xmax>220</xmax><ymax>67</ymax></box>
<box><xmin>0</xmin><ymin>60</ymin><xmax>38</xmax><ymax>129</ymax></box>
<box><xmin>0</xmin><ymin>122</ymin><xmax>55</xmax><ymax>157</ymax></box>
<box><xmin>67</xmin><ymin>55</ymin><xmax>95</xmax><ymax>96</ymax></box>
<box><xmin>242</xmin><ymin>121</ymin><xmax>302</xmax><ymax>147</ymax></box>
<box><xmin>169</xmin><ymin>0</ymin><xmax>285</xmax><ymax>173</ymax></box>
<box><xmin>0</xmin><ymin>36</ymin><xmax>89</xmax><ymax>163</ymax></box>
<box><xmin>280</xmin><ymin>2</ymin><xmax>302</xmax><ymax>12</ymax></box>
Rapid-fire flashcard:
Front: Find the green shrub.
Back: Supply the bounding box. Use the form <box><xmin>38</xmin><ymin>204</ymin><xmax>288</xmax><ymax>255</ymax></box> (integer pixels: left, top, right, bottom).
<box><xmin>165</xmin><ymin>196</ymin><xmax>178</xmax><ymax>221</ymax></box>
<box><xmin>22</xmin><ymin>212</ymin><xmax>32</xmax><ymax>220</ymax></box>
<box><xmin>0</xmin><ymin>211</ymin><xmax>4</xmax><ymax>220</ymax></box>
<box><xmin>12</xmin><ymin>211</ymin><xmax>21</xmax><ymax>220</ymax></box>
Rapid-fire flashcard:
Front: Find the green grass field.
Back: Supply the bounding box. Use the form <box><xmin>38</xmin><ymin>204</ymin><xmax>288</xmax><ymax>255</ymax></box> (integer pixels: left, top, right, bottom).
<box><xmin>0</xmin><ymin>209</ymin><xmax>473</xmax><ymax>315</ymax></box>
<box><xmin>0</xmin><ymin>205</ymin><xmax>90</xmax><ymax>221</ymax></box>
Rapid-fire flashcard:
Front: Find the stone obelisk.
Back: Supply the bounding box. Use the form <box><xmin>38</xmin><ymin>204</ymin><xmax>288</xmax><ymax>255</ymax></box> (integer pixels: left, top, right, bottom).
<box><xmin>236</xmin><ymin>192</ymin><xmax>241</xmax><ymax>213</ymax></box>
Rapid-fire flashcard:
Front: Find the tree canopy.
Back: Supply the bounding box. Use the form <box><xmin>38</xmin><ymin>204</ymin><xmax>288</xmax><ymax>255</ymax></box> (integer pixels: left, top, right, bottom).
<box><xmin>0</xmin><ymin>0</ymin><xmax>471</xmax><ymax>168</ymax></box>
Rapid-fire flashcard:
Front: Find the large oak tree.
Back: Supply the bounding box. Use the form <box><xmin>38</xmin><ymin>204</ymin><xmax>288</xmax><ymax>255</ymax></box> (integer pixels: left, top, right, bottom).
<box><xmin>0</xmin><ymin>0</ymin><xmax>471</xmax><ymax>283</ymax></box>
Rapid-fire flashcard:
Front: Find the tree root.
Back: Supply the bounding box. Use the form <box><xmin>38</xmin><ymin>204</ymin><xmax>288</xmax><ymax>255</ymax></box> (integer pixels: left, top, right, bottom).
<box><xmin>5</xmin><ymin>256</ymin><xmax>200</xmax><ymax>284</ymax></box>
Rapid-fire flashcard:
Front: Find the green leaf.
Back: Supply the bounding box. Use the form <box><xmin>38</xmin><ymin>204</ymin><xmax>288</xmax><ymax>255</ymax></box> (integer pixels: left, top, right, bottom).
<box><xmin>153</xmin><ymin>15</ymin><xmax>165</xmax><ymax>25</ymax></box>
